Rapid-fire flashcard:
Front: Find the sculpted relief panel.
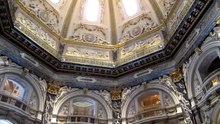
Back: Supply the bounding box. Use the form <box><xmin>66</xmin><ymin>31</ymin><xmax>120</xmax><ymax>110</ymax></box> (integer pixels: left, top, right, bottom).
<box><xmin>119</xmin><ymin>34</ymin><xmax>164</xmax><ymax>59</ymax></box>
<box><xmin>119</xmin><ymin>13</ymin><xmax>158</xmax><ymax>42</ymax></box>
<box><xmin>64</xmin><ymin>46</ymin><xmax>110</xmax><ymax>61</ymax></box>
<box><xmin>14</xmin><ymin>11</ymin><xmax>58</xmax><ymax>53</ymax></box>
<box><xmin>19</xmin><ymin>0</ymin><xmax>61</xmax><ymax>33</ymax></box>
<box><xmin>155</xmin><ymin>0</ymin><xmax>176</xmax><ymax>18</ymax></box>
<box><xmin>69</xmin><ymin>24</ymin><xmax>109</xmax><ymax>45</ymax></box>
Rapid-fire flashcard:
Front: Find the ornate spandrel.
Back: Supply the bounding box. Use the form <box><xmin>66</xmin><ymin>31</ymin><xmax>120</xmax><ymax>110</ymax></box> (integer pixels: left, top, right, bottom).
<box><xmin>170</xmin><ymin>69</ymin><xmax>194</xmax><ymax>124</ymax></box>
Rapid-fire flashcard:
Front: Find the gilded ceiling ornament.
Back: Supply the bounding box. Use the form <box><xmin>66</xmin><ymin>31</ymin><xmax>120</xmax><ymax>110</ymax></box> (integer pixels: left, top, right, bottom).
<box><xmin>170</xmin><ymin>68</ymin><xmax>183</xmax><ymax>83</ymax></box>
<box><xmin>47</xmin><ymin>82</ymin><xmax>60</xmax><ymax>95</ymax></box>
<box><xmin>111</xmin><ymin>88</ymin><xmax>122</xmax><ymax>100</ymax></box>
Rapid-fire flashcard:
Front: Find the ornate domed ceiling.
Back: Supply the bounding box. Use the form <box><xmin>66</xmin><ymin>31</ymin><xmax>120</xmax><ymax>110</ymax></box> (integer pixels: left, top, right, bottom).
<box><xmin>10</xmin><ymin>0</ymin><xmax>191</xmax><ymax>67</ymax></box>
<box><xmin>0</xmin><ymin>0</ymin><xmax>213</xmax><ymax>78</ymax></box>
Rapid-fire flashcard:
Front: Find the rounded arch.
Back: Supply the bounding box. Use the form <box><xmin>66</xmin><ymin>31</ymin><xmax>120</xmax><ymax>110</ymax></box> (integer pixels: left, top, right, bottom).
<box><xmin>187</xmin><ymin>40</ymin><xmax>220</xmax><ymax>99</ymax></box>
<box><xmin>53</xmin><ymin>90</ymin><xmax>112</xmax><ymax>119</ymax></box>
<box><xmin>0</xmin><ymin>66</ymin><xmax>45</xmax><ymax>112</ymax></box>
<box><xmin>121</xmin><ymin>83</ymin><xmax>180</xmax><ymax>118</ymax></box>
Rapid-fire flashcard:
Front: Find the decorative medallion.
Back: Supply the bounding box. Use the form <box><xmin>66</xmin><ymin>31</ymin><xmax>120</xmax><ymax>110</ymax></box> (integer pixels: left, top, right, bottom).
<box><xmin>131</xmin><ymin>26</ymin><xmax>142</xmax><ymax>37</ymax></box>
<box><xmin>83</xmin><ymin>34</ymin><xmax>96</xmax><ymax>42</ymax></box>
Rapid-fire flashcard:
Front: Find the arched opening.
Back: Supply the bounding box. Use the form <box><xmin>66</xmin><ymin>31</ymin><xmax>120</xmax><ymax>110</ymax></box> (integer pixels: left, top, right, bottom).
<box><xmin>56</xmin><ymin>96</ymin><xmax>108</xmax><ymax>123</ymax></box>
<box><xmin>0</xmin><ymin>71</ymin><xmax>46</xmax><ymax>123</ymax></box>
<box><xmin>207</xmin><ymin>57</ymin><xmax>220</xmax><ymax>74</ymax></box>
<box><xmin>137</xmin><ymin>91</ymin><xmax>161</xmax><ymax>112</ymax></box>
<box><xmin>125</xmin><ymin>88</ymin><xmax>178</xmax><ymax>123</ymax></box>
<box><xmin>3</xmin><ymin>79</ymin><xmax>25</xmax><ymax>99</ymax></box>
<box><xmin>122</xmin><ymin>0</ymin><xmax>140</xmax><ymax>17</ymax></box>
<box><xmin>84</xmin><ymin>0</ymin><xmax>100</xmax><ymax>22</ymax></box>
<box><xmin>198</xmin><ymin>52</ymin><xmax>219</xmax><ymax>81</ymax></box>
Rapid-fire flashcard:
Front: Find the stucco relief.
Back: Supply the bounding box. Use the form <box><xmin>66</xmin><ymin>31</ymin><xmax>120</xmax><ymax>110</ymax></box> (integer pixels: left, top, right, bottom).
<box><xmin>94</xmin><ymin>90</ymin><xmax>112</xmax><ymax>107</ymax></box>
<box><xmin>155</xmin><ymin>0</ymin><xmax>176</xmax><ymax>18</ymax></box>
<box><xmin>55</xmin><ymin>86</ymin><xmax>79</xmax><ymax>102</ymax></box>
<box><xmin>119</xmin><ymin>13</ymin><xmax>158</xmax><ymax>42</ymax></box>
<box><xmin>120</xmin><ymin>34</ymin><xmax>164</xmax><ymax>59</ymax></box>
<box><xmin>65</xmin><ymin>46</ymin><xmax>110</xmax><ymax>60</ymax></box>
<box><xmin>19</xmin><ymin>0</ymin><xmax>61</xmax><ymax>33</ymax></box>
<box><xmin>70</xmin><ymin>24</ymin><xmax>109</xmax><ymax>45</ymax></box>
<box><xmin>14</xmin><ymin>12</ymin><xmax>57</xmax><ymax>49</ymax></box>
<box><xmin>58</xmin><ymin>101</ymin><xmax>70</xmax><ymax>115</ymax></box>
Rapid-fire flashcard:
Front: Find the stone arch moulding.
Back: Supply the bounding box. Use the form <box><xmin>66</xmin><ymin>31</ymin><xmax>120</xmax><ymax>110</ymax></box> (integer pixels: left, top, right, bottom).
<box><xmin>187</xmin><ymin>40</ymin><xmax>220</xmax><ymax>99</ymax></box>
<box><xmin>211</xmin><ymin>100</ymin><xmax>220</xmax><ymax>124</ymax></box>
<box><xmin>52</xmin><ymin>90</ymin><xmax>113</xmax><ymax>120</ymax></box>
<box><xmin>0</xmin><ymin>117</ymin><xmax>18</xmax><ymax>124</ymax></box>
<box><xmin>0</xmin><ymin>66</ymin><xmax>46</xmax><ymax>113</ymax></box>
<box><xmin>121</xmin><ymin>83</ymin><xmax>180</xmax><ymax>118</ymax></box>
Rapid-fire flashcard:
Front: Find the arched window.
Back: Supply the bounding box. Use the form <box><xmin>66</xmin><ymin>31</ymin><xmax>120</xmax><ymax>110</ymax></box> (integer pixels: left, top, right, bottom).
<box><xmin>57</xmin><ymin>96</ymin><xmax>108</xmax><ymax>123</ymax></box>
<box><xmin>122</xmin><ymin>0</ymin><xmax>140</xmax><ymax>17</ymax></box>
<box><xmin>3</xmin><ymin>79</ymin><xmax>25</xmax><ymax>99</ymax></box>
<box><xmin>84</xmin><ymin>0</ymin><xmax>100</xmax><ymax>22</ymax></box>
<box><xmin>138</xmin><ymin>91</ymin><xmax>161</xmax><ymax>112</ymax></box>
<box><xmin>126</xmin><ymin>89</ymin><xmax>176</xmax><ymax>122</ymax></box>
<box><xmin>0</xmin><ymin>119</ymin><xmax>13</xmax><ymax>124</ymax></box>
<box><xmin>58</xmin><ymin>97</ymin><xmax>103</xmax><ymax>117</ymax></box>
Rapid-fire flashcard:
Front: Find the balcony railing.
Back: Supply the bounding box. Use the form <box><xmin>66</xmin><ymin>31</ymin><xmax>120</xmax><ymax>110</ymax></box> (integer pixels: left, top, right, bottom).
<box><xmin>0</xmin><ymin>92</ymin><xmax>42</xmax><ymax>119</ymax></box>
<box><xmin>55</xmin><ymin>115</ymin><xmax>108</xmax><ymax>124</ymax></box>
<box><xmin>126</xmin><ymin>105</ymin><xmax>180</xmax><ymax>123</ymax></box>
<box><xmin>195</xmin><ymin>69</ymin><xmax>220</xmax><ymax>101</ymax></box>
